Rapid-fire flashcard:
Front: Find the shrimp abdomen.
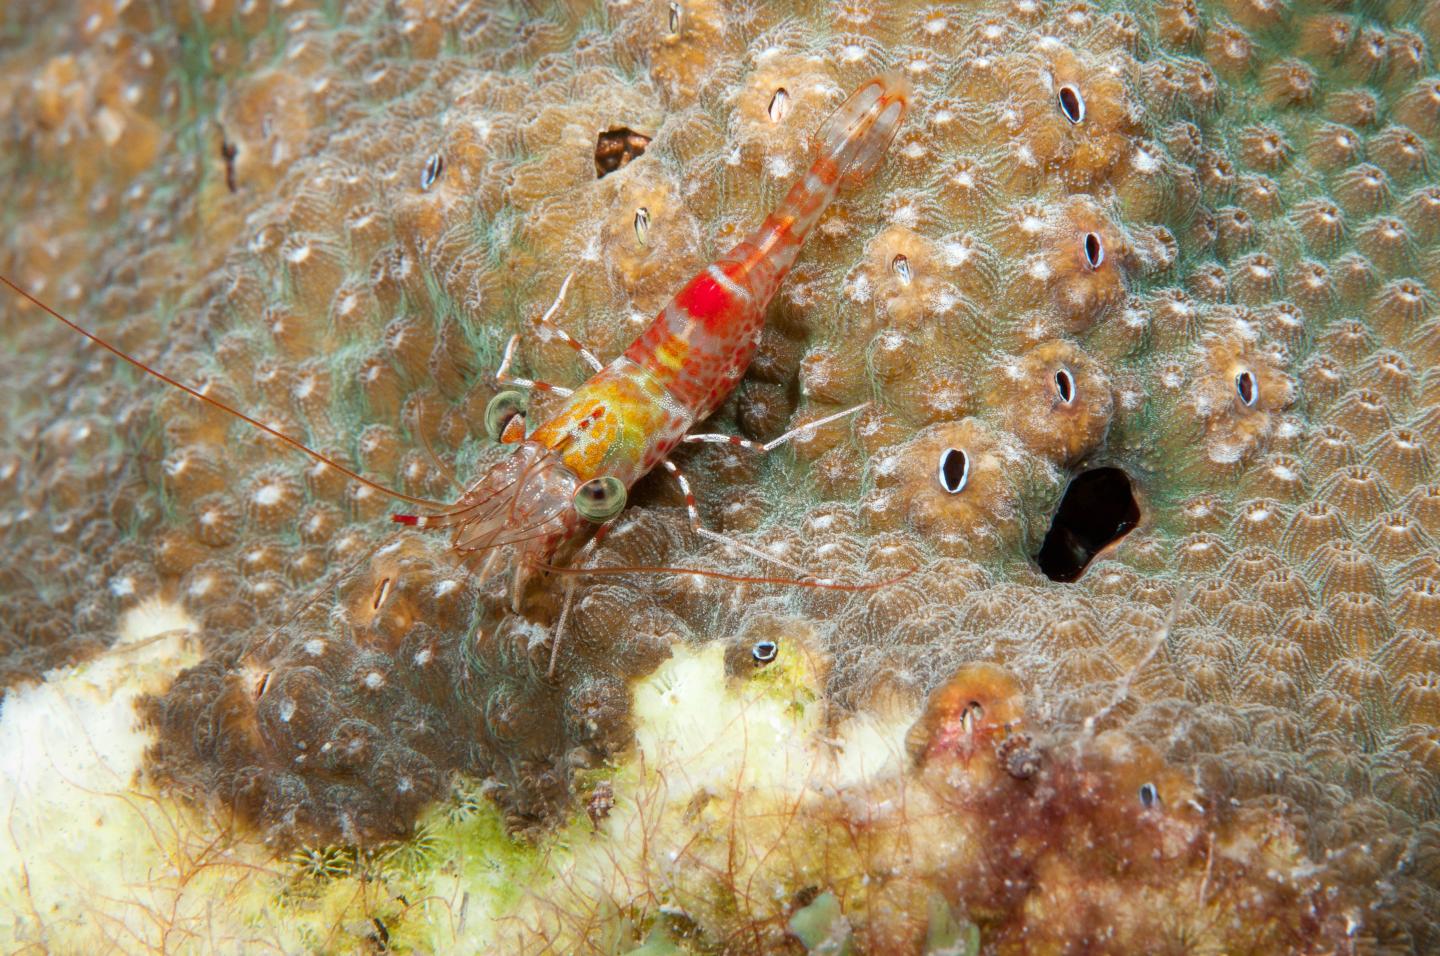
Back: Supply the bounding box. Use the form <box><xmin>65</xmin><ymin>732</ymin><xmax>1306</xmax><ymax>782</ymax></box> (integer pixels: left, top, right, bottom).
<box><xmin>624</xmin><ymin>74</ymin><xmax>910</xmax><ymax>419</ymax></box>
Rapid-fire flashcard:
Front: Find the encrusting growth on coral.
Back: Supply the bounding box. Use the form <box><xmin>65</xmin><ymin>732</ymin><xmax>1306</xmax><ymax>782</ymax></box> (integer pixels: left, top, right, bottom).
<box><xmin>2</xmin><ymin>0</ymin><xmax>1440</xmax><ymax>951</ymax></box>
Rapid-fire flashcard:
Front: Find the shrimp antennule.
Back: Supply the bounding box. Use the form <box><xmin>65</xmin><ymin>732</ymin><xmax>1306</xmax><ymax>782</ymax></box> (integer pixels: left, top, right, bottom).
<box><xmin>529</xmin><ymin>558</ymin><xmax>917</xmax><ymax>592</ymax></box>
<box><xmin>1</xmin><ymin>275</ymin><xmax>448</xmax><ymax>510</ymax></box>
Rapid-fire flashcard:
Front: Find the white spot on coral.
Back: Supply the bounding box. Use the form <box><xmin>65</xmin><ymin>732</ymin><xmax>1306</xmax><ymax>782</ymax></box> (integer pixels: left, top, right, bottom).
<box><xmin>846</xmin><ymin>272</ymin><xmax>872</xmax><ymax>304</ymax></box>
<box><xmin>764</xmin><ymin>154</ymin><xmax>793</xmax><ymax>179</ymax></box>
<box><xmin>940</xmin><ymin>239</ymin><xmax>974</xmax><ymax>267</ymax></box>
<box><xmin>1209</xmin><ymin>441</ymin><xmax>1243</xmax><ymax>464</ymax></box>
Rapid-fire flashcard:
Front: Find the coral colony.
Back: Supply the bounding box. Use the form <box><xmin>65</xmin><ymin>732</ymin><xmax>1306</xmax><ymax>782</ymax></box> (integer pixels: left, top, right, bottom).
<box><xmin>2</xmin><ymin>0</ymin><xmax>1440</xmax><ymax>952</ymax></box>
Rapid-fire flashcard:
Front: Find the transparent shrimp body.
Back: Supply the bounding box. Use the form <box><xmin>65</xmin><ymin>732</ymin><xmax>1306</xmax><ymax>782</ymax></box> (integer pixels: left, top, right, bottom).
<box><xmin>395</xmin><ymin>74</ymin><xmax>912</xmax><ymax>606</ymax></box>
<box><xmin>2</xmin><ymin>75</ymin><xmax>910</xmax><ymax>619</ymax></box>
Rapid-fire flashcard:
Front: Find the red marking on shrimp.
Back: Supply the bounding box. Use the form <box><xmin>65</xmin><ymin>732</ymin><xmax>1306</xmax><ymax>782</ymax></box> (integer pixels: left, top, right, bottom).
<box><xmin>676</xmin><ymin>274</ymin><xmax>732</xmax><ymax>329</ymax></box>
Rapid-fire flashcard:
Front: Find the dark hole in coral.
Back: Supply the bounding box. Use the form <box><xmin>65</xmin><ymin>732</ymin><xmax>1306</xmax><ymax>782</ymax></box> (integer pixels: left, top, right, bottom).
<box><xmin>634</xmin><ymin>206</ymin><xmax>650</xmax><ymax>246</ymax></box>
<box><xmin>752</xmin><ymin>639</ymin><xmax>778</xmax><ymax>665</ymax></box>
<box><xmin>1139</xmin><ymin>782</ymin><xmax>1160</xmax><ymax>808</ymax></box>
<box><xmin>1235</xmin><ymin>368</ymin><xmax>1258</xmax><ymax>407</ymax></box>
<box><xmin>937</xmin><ymin>447</ymin><xmax>969</xmax><ymax>494</ymax></box>
<box><xmin>1054</xmin><ymin>367</ymin><xmax>1075</xmax><ymax>405</ymax></box>
<box><xmin>667</xmin><ymin>0</ymin><xmax>682</xmax><ymax>35</ymax></box>
<box><xmin>1082</xmin><ymin>231</ymin><xmax>1104</xmax><ymax>269</ymax></box>
<box><xmin>1035</xmin><ymin>467</ymin><xmax>1140</xmax><ymax>582</ymax></box>
<box><xmin>1058</xmin><ymin>83</ymin><xmax>1085</xmax><ymax>124</ymax></box>
<box><xmin>595</xmin><ymin>127</ymin><xmax>651</xmax><ymax>178</ymax></box>
<box><xmin>370</xmin><ymin>916</ymin><xmax>390</xmax><ymax>948</ymax></box>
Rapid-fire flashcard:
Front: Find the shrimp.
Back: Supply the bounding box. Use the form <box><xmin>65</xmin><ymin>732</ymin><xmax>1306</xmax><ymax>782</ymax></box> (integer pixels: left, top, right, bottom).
<box><xmin>392</xmin><ymin>73</ymin><xmax>911</xmax><ymax>663</ymax></box>
<box><xmin>2</xmin><ymin>73</ymin><xmax>910</xmax><ymax>674</ymax></box>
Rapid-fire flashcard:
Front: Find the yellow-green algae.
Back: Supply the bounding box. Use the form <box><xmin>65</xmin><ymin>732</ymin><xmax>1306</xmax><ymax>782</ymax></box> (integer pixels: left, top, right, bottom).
<box><xmin>1</xmin><ymin>623</ymin><xmax>1340</xmax><ymax>952</ymax></box>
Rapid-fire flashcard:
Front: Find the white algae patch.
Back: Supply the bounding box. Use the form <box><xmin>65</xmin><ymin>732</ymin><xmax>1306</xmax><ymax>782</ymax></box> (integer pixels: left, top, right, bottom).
<box><xmin>0</xmin><ymin>601</ymin><xmax>278</xmax><ymax>951</ymax></box>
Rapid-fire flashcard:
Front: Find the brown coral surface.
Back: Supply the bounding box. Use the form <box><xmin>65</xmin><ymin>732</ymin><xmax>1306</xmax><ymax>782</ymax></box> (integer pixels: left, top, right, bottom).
<box><xmin>2</xmin><ymin>0</ymin><xmax>1439</xmax><ymax>951</ymax></box>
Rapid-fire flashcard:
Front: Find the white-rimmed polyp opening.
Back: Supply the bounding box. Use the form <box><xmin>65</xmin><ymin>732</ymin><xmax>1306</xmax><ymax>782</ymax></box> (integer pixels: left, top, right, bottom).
<box><xmin>937</xmin><ymin>447</ymin><xmax>969</xmax><ymax>494</ymax></box>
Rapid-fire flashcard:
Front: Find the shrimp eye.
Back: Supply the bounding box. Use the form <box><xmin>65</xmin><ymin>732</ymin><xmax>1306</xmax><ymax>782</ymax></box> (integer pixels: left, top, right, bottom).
<box><xmin>573</xmin><ymin>475</ymin><xmax>627</xmax><ymax>523</ymax></box>
<box><xmin>1082</xmin><ymin>232</ymin><xmax>1104</xmax><ymax>269</ymax></box>
<box><xmin>1054</xmin><ymin>367</ymin><xmax>1076</xmax><ymax>405</ymax></box>
<box><xmin>1058</xmin><ymin>83</ymin><xmax>1085</xmax><ymax>124</ymax></box>
<box><xmin>751</xmin><ymin>639</ymin><xmax>778</xmax><ymax>665</ymax></box>
<box><xmin>937</xmin><ymin>447</ymin><xmax>970</xmax><ymax>494</ymax></box>
<box><xmin>1138</xmin><ymin>782</ymin><xmax>1160</xmax><ymax>808</ymax></box>
<box><xmin>1235</xmin><ymin>369</ymin><xmax>1259</xmax><ymax>407</ymax></box>
<box><xmin>485</xmin><ymin>390</ymin><xmax>528</xmax><ymax>443</ymax></box>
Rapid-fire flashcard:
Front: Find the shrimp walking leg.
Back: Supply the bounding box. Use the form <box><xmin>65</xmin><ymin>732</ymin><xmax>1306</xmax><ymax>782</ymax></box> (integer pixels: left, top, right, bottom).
<box><xmin>493</xmin><ymin>271</ymin><xmax>597</xmax><ymax>398</ymax></box>
<box><xmin>659</xmin><ymin>458</ymin><xmax>833</xmax><ymax>582</ymax></box>
<box><xmin>527</xmin><ymin>272</ymin><xmax>601</xmax><ymax>373</ymax></box>
<box><xmin>681</xmin><ymin>402</ymin><xmax>869</xmax><ymax>454</ymax></box>
<box><xmin>495</xmin><ymin>334</ymin><xmax>574</xmax><ymax>397</ymax></box>
<box><xmin>545</xmin><ymin>522</ymin><xmax>614</xmax><ymax>678</ymax></box>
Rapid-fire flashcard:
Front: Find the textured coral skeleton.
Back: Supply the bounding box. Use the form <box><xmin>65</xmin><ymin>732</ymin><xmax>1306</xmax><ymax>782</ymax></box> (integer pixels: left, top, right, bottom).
<box><xmin>1</xmin><ymin>0</ymin><xmax>1440</xmax><ymax>952</ymax></box>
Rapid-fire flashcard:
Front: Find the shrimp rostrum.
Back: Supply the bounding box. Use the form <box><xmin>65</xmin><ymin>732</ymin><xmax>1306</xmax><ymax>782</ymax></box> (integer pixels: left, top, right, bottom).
<box><xmin>394</xmin><ymin>74</ymin><xmax>911</xmax><ymax>617</ymax></box>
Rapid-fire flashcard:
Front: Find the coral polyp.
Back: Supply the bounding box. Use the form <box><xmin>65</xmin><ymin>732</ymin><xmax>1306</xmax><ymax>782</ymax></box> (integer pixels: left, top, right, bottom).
<box><xmin>2</xmin><ymin>0</ymin><xmax>1440</xmax><ymax>951</ymax></box>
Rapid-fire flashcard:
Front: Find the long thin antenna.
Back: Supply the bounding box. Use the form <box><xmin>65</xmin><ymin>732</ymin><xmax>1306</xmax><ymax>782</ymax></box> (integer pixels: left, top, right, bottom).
<box><xmin>2</xmin><ymin>275</ymin><xmax>449</xmax><ymax>510</ymax></box>
<box><xmin>530</xmin><ymin>558</ymin><xmax>916</xmax><ymax>592</ymax></box>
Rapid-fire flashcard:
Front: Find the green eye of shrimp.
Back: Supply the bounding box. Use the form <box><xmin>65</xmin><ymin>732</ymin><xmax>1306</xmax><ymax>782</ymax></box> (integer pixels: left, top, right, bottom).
<box><xmin>573</xmin><ymin>475</ymin><xmax>627</xmax><ymax>522</ymax></box>
<box><xmin>484</xmin><ymin>390</ymin><xmax>528</xmax><ymax>442</ymax></box>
